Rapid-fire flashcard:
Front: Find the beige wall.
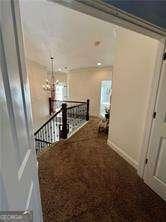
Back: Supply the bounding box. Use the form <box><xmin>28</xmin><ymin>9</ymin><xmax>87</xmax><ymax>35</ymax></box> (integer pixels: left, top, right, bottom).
<box><xmin>48</xmin><ymin>72</ymin><xmax>67</xmax><ymax>83</ymax></box>
<box><xmin>27</xmin><ymin>60</ymin><xmax>68</xmax><ymax>130</ymax></box>
<box><xmin>68</xmin><ymin>67</ymin><xmax>112</xmax><ymax>116</ymax></box>
<box><xmin>108</xmin><ymin>27</ymin><xmax>159</xmax><ymax>168</ymax></box>
<box><xmin>27</xmin><ymin>60</ymin><xmax>50</xmax><ymax>131</ymax></box>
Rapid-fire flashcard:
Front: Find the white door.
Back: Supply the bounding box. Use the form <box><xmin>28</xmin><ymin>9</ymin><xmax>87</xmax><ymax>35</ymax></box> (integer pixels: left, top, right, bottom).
<box><xmin>0</xmin><ymin>1</ymin><xmax>43</xmax><ymax>221</ymax></box>
<box><xmin>144</xmin><ymin>50</ymin><xmax>166</xmax><ymax>201</ymax></box>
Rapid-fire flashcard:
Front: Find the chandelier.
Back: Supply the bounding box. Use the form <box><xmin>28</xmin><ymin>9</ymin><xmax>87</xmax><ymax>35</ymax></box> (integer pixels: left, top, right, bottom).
<box><xmin>43</xmin><ymin>57</ymin><xmax>59</xmax><ymax>91</ymax></box>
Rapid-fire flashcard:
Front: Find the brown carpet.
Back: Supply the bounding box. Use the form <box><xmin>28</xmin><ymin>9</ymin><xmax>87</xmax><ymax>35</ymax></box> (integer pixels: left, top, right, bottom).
<box><xmin>38</xmin><ymin>117</ymin><xmax>166</xmax><ymax>222</ymax></box>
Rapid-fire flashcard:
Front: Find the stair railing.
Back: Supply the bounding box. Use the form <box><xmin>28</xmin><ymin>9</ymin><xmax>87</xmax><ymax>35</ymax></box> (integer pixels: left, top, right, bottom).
<box><xmin>34</xmin><ymin>108</ymin><xmax>62</xmax><ymax>152</ymax></box>
<box><xmin>34</xmin><ymin>99</ymin><xmax>89</xmax><ymax>152</ymax></box>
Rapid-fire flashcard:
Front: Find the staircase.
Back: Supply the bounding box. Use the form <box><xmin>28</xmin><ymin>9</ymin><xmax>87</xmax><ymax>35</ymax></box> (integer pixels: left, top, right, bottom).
<box><xmin>34</xmin><ymin>99</ymin><xmax>89</xmax><ymax>152</ymax></box>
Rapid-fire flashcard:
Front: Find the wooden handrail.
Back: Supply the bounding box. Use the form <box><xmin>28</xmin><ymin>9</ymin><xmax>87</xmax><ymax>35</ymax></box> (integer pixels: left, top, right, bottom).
<box><xmin>67</xmin><ymin>103</ymin><xmax>86</xmax><ymax>110</ymax></box>
<box><xmin>52</xmin><ymin>99</ymin><xmax>86</xmax><ymax>104</ymax></box>
<box><xmin>34</xmin><ymin>109</ymin><xmax>62</xmax><ymax>135</ymax></box>
<box><xmin>35</xmin><ymin>101</ymin><xmax>87</xmax><ymax>136</ymax></box>
<box><xmin>34</xmin><ymin>99</ymin><xmax>89</xmax><ymax>151</ymax></box>
<box><xmin>35</xmin><ymin>138</ymin><xmax>51</xmax><ymax>145</ymax></box>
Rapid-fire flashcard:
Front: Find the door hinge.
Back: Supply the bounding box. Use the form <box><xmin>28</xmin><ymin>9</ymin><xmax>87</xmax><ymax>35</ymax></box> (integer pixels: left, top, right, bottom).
<box><xmin>153</xmin><ymin>112</ymin><xmax>156</xmax><ymax>119</ymax></box>
<box><xmin>163</xmin><ymin>52</ymin><xmax>166</xmax><ymax>60</ymax></box>
<box><xmin>145</xmin><ymin>158</ymin><xmax>148</xmax><ymax>165</ymax></box>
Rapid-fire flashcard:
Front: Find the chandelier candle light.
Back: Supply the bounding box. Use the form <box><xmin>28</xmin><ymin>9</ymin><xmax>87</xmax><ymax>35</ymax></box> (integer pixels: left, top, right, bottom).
<box><xmin>43</xmin><ymin>57</ymin><xmax>59</xmax><ymax>113</ymax></box>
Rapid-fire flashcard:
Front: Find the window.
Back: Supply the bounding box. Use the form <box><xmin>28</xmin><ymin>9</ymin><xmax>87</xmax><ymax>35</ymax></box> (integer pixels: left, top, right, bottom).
<box><xmin>100</xmin><ymin>80</ymin><xmax>112</xmax><ymax>117</ymax></box>
<box><xmin>55</xmin><ymin>82</ymin><xmax>68</xmax><ymax>100</ymax></box>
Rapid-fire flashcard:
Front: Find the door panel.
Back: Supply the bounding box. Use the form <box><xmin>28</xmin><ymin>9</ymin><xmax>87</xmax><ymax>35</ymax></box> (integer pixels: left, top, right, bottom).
<box><xmin>1</xmin><ymin>0</ymin><xmax>29</xmax><ymax>164</ymax></box>
<box><xmin>144</xmin><ymin>50</ymin><xmax>166</xmax><ymax>201</ymax></box>
<box><xmin>155</xmin><ymin>137</ymin><xmax>166</xmax><ymax>183</ymax></box>
<box><xmin>0</xmin><ymin>1</ymin><xmax>43</xmax><ymax>220</ymax></box>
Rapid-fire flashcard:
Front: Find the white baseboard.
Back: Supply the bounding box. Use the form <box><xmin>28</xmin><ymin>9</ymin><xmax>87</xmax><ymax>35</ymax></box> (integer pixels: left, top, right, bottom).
<box><xmin>68</xmin><ymin>121</ymin><xmax>88</xmax><ymax>138</ymax></box>
<box><xmin>107</xmin><ymin>140</ymin><xmax>138</xmax><ymax>169</ymax></box>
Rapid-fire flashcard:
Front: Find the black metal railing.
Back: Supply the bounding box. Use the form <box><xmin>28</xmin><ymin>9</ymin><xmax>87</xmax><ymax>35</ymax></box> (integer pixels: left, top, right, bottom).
<box><xmin>34</xmin><ymin>108</ymin><xmax>62</xmax><ymax>152</ymax></box>
<box><xmin>50</xmin><ymin>99</ymin><xmax>87</xmax><ymax>113</ymax></box>
<box><xmin>35</xmin><ymin>139</ymin><xmax>52</xmax><ymax>151</ymax></box>
<box><xmin>67</xmin><ymin>102</ymin><xmax>88</xmax><ymax>136</ymax></box>
<box><xmin>34</xmin><ymin>99</ymin><xmax>89</xmax><ymax>152</ymax></box>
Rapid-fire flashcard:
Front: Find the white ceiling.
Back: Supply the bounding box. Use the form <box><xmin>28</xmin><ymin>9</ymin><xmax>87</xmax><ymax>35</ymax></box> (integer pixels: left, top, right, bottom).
<box><xmin>20</xmin><ymin>0</ymin><xmax>117</xmax><ymax>72</ymax></box>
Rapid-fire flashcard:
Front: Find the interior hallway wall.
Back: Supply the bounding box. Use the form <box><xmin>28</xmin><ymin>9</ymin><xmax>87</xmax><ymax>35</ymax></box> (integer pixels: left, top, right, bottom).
<box><xmin>48</xmin><ymin>72</ymin><xmax>67</xmax><ymax>84</ymax></box>
<box><xmin>68</xmin><ymin>67</ymin><xmax>112</xmax><ymax>117</ymax></box>
<box><xmin>26</xmin><ymin>60</ymin><xmax>50</xmax><ymax>131</ymax></box>
<box><xmin>107</xmin><ymin>27</ymin><xmax>159</xmax><ymax>168</ymax></box>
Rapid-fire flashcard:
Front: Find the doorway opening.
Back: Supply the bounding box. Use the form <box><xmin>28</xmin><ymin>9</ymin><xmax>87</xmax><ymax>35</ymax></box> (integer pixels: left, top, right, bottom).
<box><xmin>55</xmin><ymin>82</ymin><xmax>68</xmax><ymax>101</ymax></box>
<box><xmin>100</xmin><ymin>80</ymin><xmax>112</xmax><ymax>118</ymax></box>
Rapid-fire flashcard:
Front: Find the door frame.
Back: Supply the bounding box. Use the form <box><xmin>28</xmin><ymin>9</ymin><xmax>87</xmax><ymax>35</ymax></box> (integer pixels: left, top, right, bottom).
<box><xmin>0</xmin><ymin>0</ymin><xmax>43</xmax><ymax>219</ymax></box>
<box><xmin>143</xmin><ymin>47</ymin><xmax>166</xmax><ymax>200</ymax></box>
<box><xmin>138</xmin><ymin>40</ymin><xmax>166</xmax><ymax>177</ymax></box>
<box><xmin>53</xmin><ymin>0</ymin><xmax>166</xmax><ymax>178</ymax></box>
<box><xmin>99</xmin><ymin>80</ymin><xmax>112</xmax><ymax>118</ymax></box>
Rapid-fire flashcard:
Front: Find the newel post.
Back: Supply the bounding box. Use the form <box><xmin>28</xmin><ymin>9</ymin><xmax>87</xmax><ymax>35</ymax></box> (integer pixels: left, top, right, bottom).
<box><xmin>86</xmin><ymin>99</ymin><xmax>90</xmax><ymax>121</ymax></box>
<box><xmin>49</xmin><ymin>97</ymin><xmax>52</xmax><ymax>115</ymax></box>
<box><xmin>61</xmin><ymin>103</ymin><xmax>68</xmax><ymax>139</ymax></box>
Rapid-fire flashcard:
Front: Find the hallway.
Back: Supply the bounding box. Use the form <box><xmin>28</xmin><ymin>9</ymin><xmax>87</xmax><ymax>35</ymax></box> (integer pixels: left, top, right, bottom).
<box><xmin>38</xmin><ymin>117</ymin><xmax>166</xmax><ymax>222</ymax></box>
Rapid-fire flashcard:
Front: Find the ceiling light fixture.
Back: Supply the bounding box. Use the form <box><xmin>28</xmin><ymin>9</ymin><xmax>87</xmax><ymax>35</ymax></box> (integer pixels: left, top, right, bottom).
<box><xmin>43</xmin><ymin>57</ymin><xmax>59</xmax><ymax>91</ymax></box>
<box><xmin>58</xmin><ymin>68</ymin><xmax>62</xmax><ymax>72</ymax></box>
<box><xmin>97</xmin><ymin>62</ymin><xmax>102</xmax><ymax>66</ymax></box>
<box><xmin>94</xmin><ymin>41</ymin><xmax>101</xmax><ymax>47</ymax></box>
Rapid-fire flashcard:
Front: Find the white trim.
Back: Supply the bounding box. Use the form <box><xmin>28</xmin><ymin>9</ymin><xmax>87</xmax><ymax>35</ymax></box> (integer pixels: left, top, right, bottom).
<box><xmin>68</xmin><ymin>121</ymin><xmax>88</xmax><ymax>138</ymax></box>
<box><xmin>18</xmin><ymin>149</ymin><xmax>31</xmax><ymax>181</ymax></box>
<box><xmin>70</xmin><ymin>66</ymin><xmax>113</xmax><ymax>73</ymax></box>
<box><xmin>25</xmin><ymin>180</ymin><xmax>33</xmax><ymax>210</ymax></box>
<box><xmin>107</xmin><ymin>140</ymin><xmax>138</xmax><ymax>169</ymax></box>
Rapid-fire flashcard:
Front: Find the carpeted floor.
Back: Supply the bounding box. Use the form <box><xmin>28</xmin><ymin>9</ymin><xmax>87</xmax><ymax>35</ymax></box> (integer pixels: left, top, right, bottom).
<box><xmin>38</xmin><ymin>117</ymin><xmax>166</xmax><ymax>222</ymax></box>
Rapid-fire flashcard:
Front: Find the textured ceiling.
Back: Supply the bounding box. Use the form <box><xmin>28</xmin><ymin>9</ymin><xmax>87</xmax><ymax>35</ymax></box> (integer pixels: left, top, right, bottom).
<box><xmin>20</xmin><ymin>0</ymin><xmax>117</xmax><ymax>72</ymax></box>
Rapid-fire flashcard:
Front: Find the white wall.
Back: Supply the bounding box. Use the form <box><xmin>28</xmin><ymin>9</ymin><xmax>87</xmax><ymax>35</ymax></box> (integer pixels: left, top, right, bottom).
<box><xmin>68</xmin><ymin>67</ymin><xmax>112</xmax><ymax>116</ymax></box>
<box><xmin>26</xmin><ymin>60</ymin><xmax>50</xmax><ymax>131</ymax></box>
<box><xmin>108</xmin><ymin>27</ymin><xmax>159</xmax><ymax>169</ymax></box>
